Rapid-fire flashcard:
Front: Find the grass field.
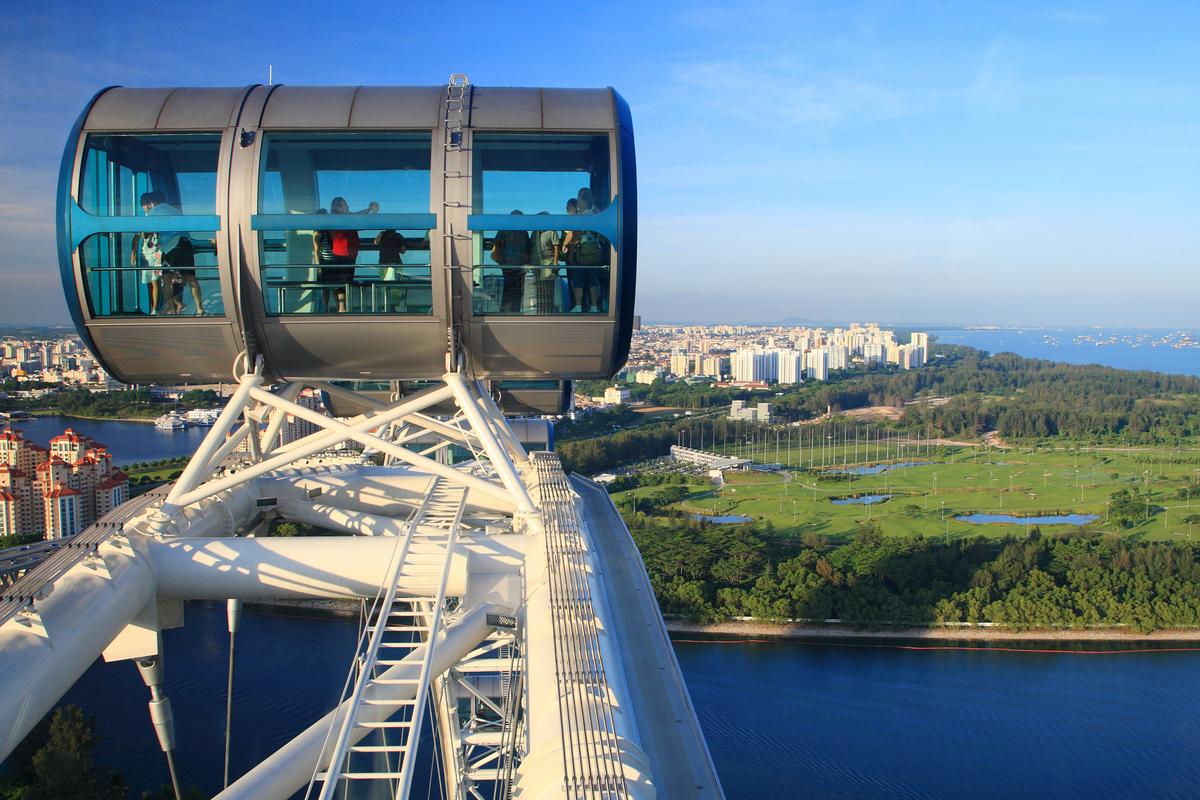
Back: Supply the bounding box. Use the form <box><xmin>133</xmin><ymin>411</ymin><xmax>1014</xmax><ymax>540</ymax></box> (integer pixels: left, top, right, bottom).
<box><xmin>614</xmin><ymin>442</ymin><xmax>1200</xmax><ymax>542</ymax></box>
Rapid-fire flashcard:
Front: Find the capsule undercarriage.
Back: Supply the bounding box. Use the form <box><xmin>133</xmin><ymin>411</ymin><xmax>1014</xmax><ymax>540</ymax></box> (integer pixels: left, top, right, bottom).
<box><xmin>57</xmin><ymin>83</ymin><xmax>636</xmax><ymax>387</ymax></box>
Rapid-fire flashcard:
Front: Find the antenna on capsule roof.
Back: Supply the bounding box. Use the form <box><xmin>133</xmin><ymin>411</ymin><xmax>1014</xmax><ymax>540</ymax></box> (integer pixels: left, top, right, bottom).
<box><xmin>268</xmin><ymin>64</ymin><xmax>273</xmax><ymax>85</ymax></box>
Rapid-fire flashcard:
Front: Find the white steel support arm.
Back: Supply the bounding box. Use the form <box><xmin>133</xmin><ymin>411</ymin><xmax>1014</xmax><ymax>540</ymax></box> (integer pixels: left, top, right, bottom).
<box><xmin>309</xmin><ymin>382</ymin><xmax>473</xmax><ymax>444</ymax></box>
<box><xmin>214</xmin><ymin>602</ymin><xmax>504</xmax><ymax>800</ymax></box>
<box><xmin>258</xmin><ymin>382</ymin><xmax>303</xmax><ymax>455</ymax></box>
<box><xmin>0</xmin><ymin>538</ymin><xmax>155</xmax><ymax>762</ymax></box>
<box><xmin>161</xmin><ymin>369</ymin><xmax>263</xmax><ymax>514</ymax></box>
<box><xmin>142</xmin><ymin>536</ymin><xmax>470</xmax><ymax>600</ymax></box>
<box><xmin>165</xmin><ymin>386</ymin><xmax>510</xmax><ymax>512</ymax></box>
<box><xmin>444</xmin><ymin>373</ymin><xmax>536</xmax><ymax>515</ymax></box>
<box><xmin>474</xmin><ymin>379</ymin><xmax>530</xmax><ymax>466</ymax></box>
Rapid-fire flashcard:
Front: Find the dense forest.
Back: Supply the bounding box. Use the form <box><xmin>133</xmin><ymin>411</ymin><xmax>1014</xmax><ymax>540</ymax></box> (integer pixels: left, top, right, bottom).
<box><xmin>625</xmin><ymin>513</ymin><xmax>1200</xmax><ymax>632</ymax></box>
<box><xmin>0</xmin><ymin>385</ymin><xmax>220</xmax><ymax>420</ymax></box>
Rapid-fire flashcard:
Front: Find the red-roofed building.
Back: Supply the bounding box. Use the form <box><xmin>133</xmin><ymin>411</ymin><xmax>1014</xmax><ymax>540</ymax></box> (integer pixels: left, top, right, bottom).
<box><xmin>0</xmin><ymin>427</ymin><xmax>129</xmax><ymax>539</ymax></box>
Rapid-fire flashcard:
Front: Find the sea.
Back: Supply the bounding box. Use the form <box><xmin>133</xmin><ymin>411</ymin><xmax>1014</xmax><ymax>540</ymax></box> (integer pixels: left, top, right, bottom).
<box><xmin>930</xmin><ymin>326</ymin><xmax>1200</xmax><ymax>377</ymax></box>
<box><xmin>55</xmin><ymin>603</ymin><xmax>1200</xmax><ymax>799</ymax></box>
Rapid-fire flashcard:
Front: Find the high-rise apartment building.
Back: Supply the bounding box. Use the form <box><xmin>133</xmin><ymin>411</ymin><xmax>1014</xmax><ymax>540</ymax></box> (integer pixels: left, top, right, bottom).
<box><xmin>732</xmin><ymin>349</ymin><xmax>778</xmax><ymax>383</ymax></box>
<box><xmin>0</xmin><ymin>428</ymin><xmax>128</xmax><ymax>539</ymax></box>
<box><xmin>805</xmin><ymin>349</ymin><xmax>829</xmax><ymax>381</ymax></box>
<box><xmin>775</xmin><ymin>349</ymin><xmax>805</xmax><ymax>385</ymax></box>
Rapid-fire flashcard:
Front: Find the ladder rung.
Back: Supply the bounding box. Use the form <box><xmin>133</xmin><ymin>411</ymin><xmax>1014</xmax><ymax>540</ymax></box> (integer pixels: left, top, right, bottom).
<box><xmin>350</xmin><ymin>744</ymin><xmax>408</xmax><ymax>753</ymax></box>
<box><xmin>372</xmin><ymin>677</ymin><xmax>422</xmax><ymax>685</ymax></box>
<box><xmin>356</xmin><ymin>720</ymin><xmax>414</xmax><ymax>729</ymax></box>
<box><xmin>339</xmin><ymin>772</ymin><xmax>410</xmax><ymax>779</ymax></box>
<box><xmin>369</xmin><ymin>625</ymin><xmax>427</xmax><ymax>632</ymax></box>
<box><xmin>362</xmin><ymin>697</ymin><xmax>417</xmax><ymax>705</ymax></box>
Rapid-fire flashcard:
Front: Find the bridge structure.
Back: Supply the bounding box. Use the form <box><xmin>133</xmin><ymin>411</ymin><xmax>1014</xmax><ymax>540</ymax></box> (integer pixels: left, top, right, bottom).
<box><xmin>0</xmin><ymin>77</ymin><xmax>724</xmax><ymax>800</ymax></box>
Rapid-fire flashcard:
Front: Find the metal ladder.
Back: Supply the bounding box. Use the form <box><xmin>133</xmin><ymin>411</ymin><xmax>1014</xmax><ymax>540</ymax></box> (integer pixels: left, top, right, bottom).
<box><xmin>442</xmin><ymin>73</ymin><xmax>472</xmax><ymax>363</ymax></box>
<box><xmin>313</xmin><ymin>480</ymin><xmax>467</xmax><ymax>799</ymax></box>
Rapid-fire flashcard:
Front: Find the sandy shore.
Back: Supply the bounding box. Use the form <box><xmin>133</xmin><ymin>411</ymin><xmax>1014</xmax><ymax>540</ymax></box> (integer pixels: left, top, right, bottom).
<box><xmin>665</xmin><ymin>619</ymin><xmax>1200</xmax><ymax>642</ymax></box>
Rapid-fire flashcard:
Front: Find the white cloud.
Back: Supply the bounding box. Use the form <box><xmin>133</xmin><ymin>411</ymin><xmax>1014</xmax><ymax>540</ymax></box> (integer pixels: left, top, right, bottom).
<box><xmin>671</xmin><ymin>56</ymin><xmax>912</xmax><ymax>127</ymax></box>
<box><xmin>968</xmin><ymin>39</ymin><xmax>1021</xmax><ymax>112</ymax></box>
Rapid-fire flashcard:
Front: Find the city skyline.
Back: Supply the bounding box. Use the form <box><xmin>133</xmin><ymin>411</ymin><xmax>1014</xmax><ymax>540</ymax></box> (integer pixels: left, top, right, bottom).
<box><xmin>1</xmin><ymin>1</ymin><xmax>1197</xmax><ymax>327</ymax></box>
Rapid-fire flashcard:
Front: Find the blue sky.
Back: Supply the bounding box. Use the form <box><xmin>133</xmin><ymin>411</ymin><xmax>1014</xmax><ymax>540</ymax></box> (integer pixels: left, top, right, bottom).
<box><xmin>1</xmin><ymin>0</ymin><xmax>1197</xmax><ymax>327</ymax></box>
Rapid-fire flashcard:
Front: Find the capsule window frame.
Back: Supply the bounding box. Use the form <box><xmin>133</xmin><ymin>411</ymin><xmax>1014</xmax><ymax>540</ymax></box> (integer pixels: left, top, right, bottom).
<box><xmin>468</xmin><ymin>131</ymin><xmax>617</xmax><ymax>318</ymax></box>
<box><xmin>251</xmin><ymin>131</ymin><xmax>439</xmax><ymax>318</ymax></box>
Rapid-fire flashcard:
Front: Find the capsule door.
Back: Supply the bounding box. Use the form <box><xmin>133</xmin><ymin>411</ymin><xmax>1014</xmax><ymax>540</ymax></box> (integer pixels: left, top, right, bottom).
<box><xmin>60</xmin><ymin>88</ymin><xmax>249</xmax><ymax>384</ymax></box>
<box><xmin>232</xmin><ymin>86</ymin><xmax>449</xmax><ymax>382</ymax></box>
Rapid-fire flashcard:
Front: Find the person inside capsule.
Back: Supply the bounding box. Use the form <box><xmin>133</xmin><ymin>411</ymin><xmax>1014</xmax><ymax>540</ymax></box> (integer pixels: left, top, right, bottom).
<box><xmin>491</xmin><ymin>210</ymin><xmax>530</xmax><ymax>313</ymax></box>
<box><xmin>313</xmin><ymin>196</ymin><xmax>378</xmax><ymax>312</ymax></box>
<box><xmin>130</xmin><ymin>197</ymin><xmax>163</xmax><ymax>315</ymax></box>
<box><xmin>528</xmin><ymin>211</ymin><xmax>561</xmax><ymax>313</ymax></box>
<box><xmin>139</xmin><ymin>191</ymin><xmax>204</xmax><ymax>315</ymax></box>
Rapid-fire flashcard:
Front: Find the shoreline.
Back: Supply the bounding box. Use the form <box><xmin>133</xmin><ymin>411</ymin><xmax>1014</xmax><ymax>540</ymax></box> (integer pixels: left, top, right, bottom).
<box><xmin>232</xmin><ymin>600</ymin><xmax>1200</xmax><ymax>644</ymax></box>
<box><xmin>665</xmin><ymin>619</ymin><xmax>1200</xmax><ymax>643</ymax></box>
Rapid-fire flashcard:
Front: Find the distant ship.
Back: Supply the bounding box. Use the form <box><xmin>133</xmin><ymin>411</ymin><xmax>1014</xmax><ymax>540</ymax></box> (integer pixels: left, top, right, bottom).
<box><xmin>154</xmin><ymin>413</ymin><xmax>189</xmax><ymax>431</ymax></box>
<box><xmin>183</xmin><ymin>408</ymin><xmax>221</xmax><ymax>426</ymax></box>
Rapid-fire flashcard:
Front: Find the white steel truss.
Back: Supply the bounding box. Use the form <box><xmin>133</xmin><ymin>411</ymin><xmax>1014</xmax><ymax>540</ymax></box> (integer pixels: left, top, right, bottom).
<box><xmin>432</xmin><ymin>630</ymin><xmax>526</xmax><ymax>800</ymax></box>
<box><xmin>143</xmin><ymin>358</ymin><xmax>537</xmax><ymax>539</ymax></box>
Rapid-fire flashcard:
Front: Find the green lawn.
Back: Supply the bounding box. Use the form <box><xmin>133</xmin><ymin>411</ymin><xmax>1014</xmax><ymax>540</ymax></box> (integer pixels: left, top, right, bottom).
<box><xmin>615</xmin><ymin>443</ymin><xmax>1200</xmax><ymax>542</ymax></box>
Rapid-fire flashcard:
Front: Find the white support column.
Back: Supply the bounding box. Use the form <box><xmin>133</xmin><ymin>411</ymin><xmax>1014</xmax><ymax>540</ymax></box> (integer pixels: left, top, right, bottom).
<box><xmin>143</xmin><ymin>535</ymin><xmax>470</xmax><ymax>600</ymax></box>
<box><xmin>474</xmin><ymin>379</ymin><xmax>530</xmax><ymax>466</ymax></box>
<box><xmin>445</xmin><ymin>373</ymin><xmax>536</xmax><ymax>515</ymax></box>
<box><xmin>259</xmin><ymin>382</ymin><xmax>303</xmax><ymax>455</ymax></box>
<box><xmin>161</xmin><ymin>369</ymin><xmax>263</xmax><ymax>515</ymax></box>
<box><xmin>0</xmin><ymin>538</ymin><xmax>155</xmax><ymax>762</ymax></box>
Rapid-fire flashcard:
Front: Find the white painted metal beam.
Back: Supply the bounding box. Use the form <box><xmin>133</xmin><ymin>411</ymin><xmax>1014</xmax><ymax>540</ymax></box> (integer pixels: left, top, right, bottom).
<box><xmin>0</xmin><ymin>538</ymin><xmax>155</xmax><ymax>761</ymax></box>
<box><xmin>214</xmin><ymin>602</ymin><xmax>504</xmax><ymax>800</ymax></box>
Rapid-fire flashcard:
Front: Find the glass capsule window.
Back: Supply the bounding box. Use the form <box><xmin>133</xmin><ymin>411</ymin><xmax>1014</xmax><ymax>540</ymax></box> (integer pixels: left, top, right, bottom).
<box><xmin>471</xmin><ymin>134</ymin><xmax>611</xmax><ymax>316</ymax></box>
<box><xmin>257</xmin><ymin>133</ymin><xmax>433</xmax><ymax>316</ymax></box>
<box><xmin>76</xmin><ymin>134</ymin><xmax>224</xmax><ymax>317</ymax></box>
<box><xmin>78</xmin><ymin>231</ymin><xmax>221</xmax><ymax>318</ymax></box>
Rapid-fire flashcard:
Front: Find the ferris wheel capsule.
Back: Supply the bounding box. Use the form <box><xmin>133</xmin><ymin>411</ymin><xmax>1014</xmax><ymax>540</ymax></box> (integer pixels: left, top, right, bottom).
<box><xmin>57</xmin><ymin>84</ymin><xmax>637</xmax><ymax>386</ymax></box>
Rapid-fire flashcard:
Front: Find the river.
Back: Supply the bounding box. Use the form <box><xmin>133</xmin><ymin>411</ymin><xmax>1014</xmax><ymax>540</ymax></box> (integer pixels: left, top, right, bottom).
<box><xmin>52</xmin><ymin>603</ymin><xmax>1200</xmax><ymax>799</ymax></box>
<box><xmin>0</xmin><ymin>415</ymin><xmax>209</xmax><ymax>464</ymax></box>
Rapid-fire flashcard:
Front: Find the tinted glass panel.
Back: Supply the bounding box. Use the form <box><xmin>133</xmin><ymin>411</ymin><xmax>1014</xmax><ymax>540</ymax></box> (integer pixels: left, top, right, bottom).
<box><xmin>78</xmin><ymin>232</ymin><xmax>223</xmax><ymax>317</ymax></box>
<box><xmin>472</xmin><ymin>230</ymin><xmax>610</xmax><ymax>315</ymax></box>
<box><xmin>79</xmin><ymin>134</ymin><xmax>220</xmax><ymax>216</ymax></box>
<box><xmin>258</xmin><ymin>229</ymin><xmax>432</xmax><ymax>315</ymax></box>
<box><xmin>75</xmin><ymin>134</ymin><xmax>224</xmax><ymax>318</ymax></box>
<box><xmin>472</xmin><ymin>133</ymin><xmax>610</xmax><ymax>215</ymax></box>
<box><xmin>471</xmin><ymin>134</ymin><xmax>611</xmax><ymax>315</ymax></box>
<box><xmin>258</xmin><ymin>133</ymin><xmax>433</xmax><ymax>315</ymax></box>
<box><xmin>259</xmin><ymin>133</ymin><xmax>430</xmax><ymax>214</ymax></box>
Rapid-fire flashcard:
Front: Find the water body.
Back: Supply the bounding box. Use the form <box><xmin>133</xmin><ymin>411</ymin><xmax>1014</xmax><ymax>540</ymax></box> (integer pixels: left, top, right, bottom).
<box><xmin>675</xmin><ymin>637</ymin><xmax>1200</xmax><ymax>799</ymax></box>
<box><xmin>832</xmin><ymin>494</ymin><xmax>893</xmax><ymax>506</ymax></box>
<box><xmin>931</xmin><ymin>327</ymin><xmax>1200</xmax><ymax>377</ymax></box>
<box><xmin>957</xmin><ymin>513</ymin><xmax>1100</xmax><ymax>526</ymax></box>
<box><xmin>0</xmin><ymin>415</ymin><xmax>207</xmax><ymax>465</ymax></box>
<box><xmin>53</xmin><ymin>604</ymin><xmax>1200</xmax><ymax>799</ymax></box>
<box><xmin>826</xmin><ymin>461</ymin><xmax>930</xmax><ymax>476</ymax></box>
<box><xmin>691</xmin><ymin>513</ymin><xmax>754</xmax><ymax>524</ymax></box>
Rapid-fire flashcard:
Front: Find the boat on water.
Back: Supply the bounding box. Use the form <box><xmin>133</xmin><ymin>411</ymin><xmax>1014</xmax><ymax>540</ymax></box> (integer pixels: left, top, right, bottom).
<box><xmin>154</xmin><ymin>413</ymin><xmax>190</xmax><ymax>431</ymax></box>
<box><xmin>183</xmin><ymin>408</ymin><xmax>221</xmax><ymax>426</ymax></box>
